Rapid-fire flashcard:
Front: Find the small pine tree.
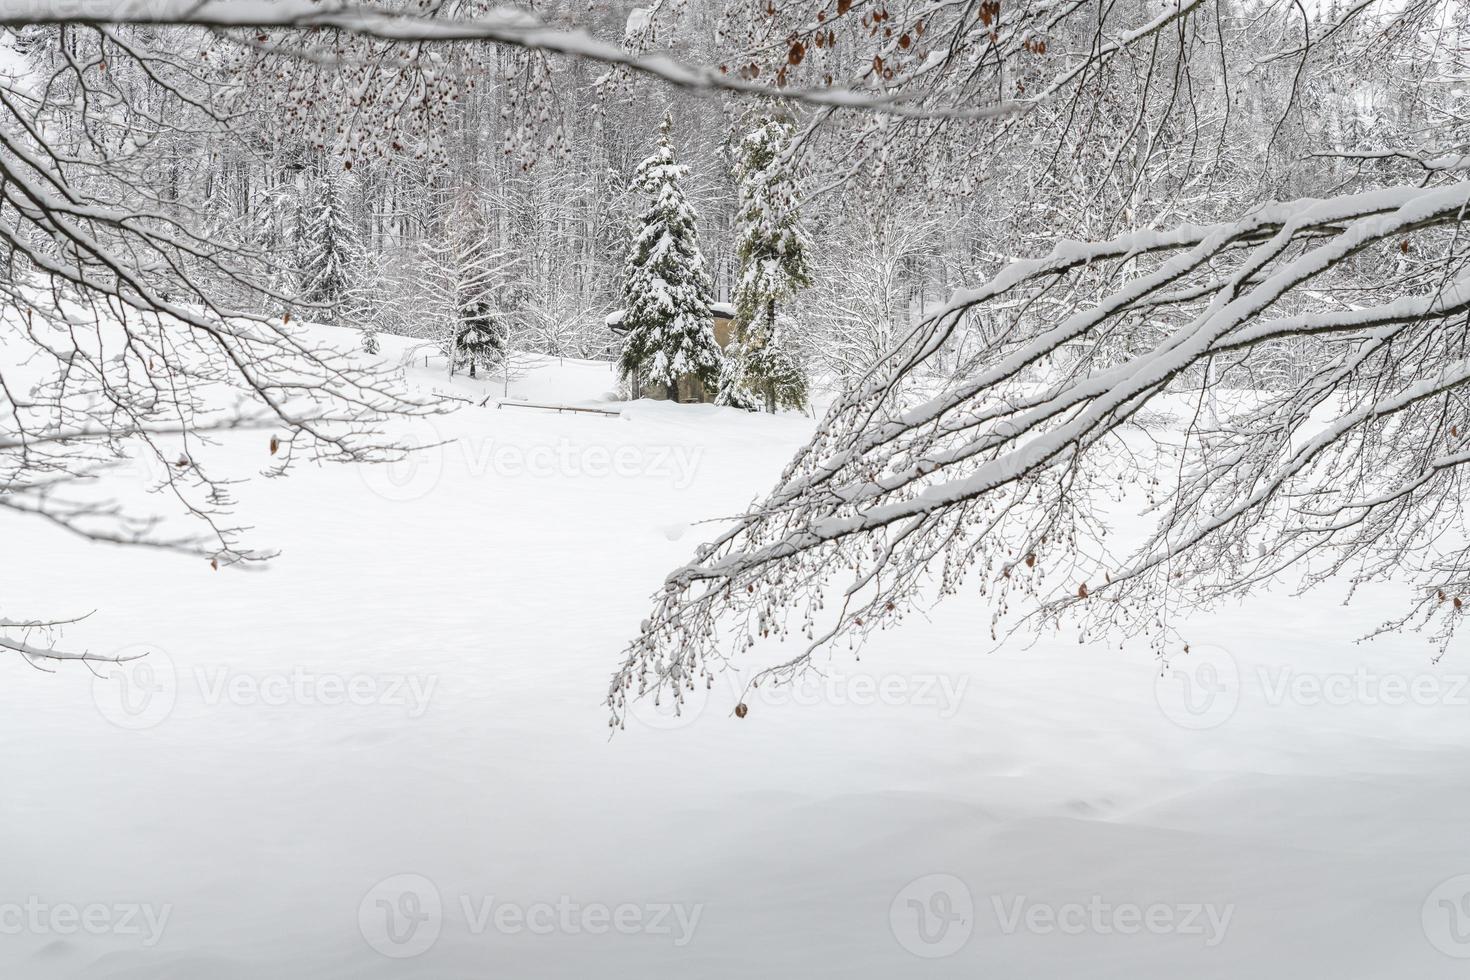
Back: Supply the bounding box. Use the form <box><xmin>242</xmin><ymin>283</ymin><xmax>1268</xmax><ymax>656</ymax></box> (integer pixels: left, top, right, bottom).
<box><xmin>346</xmin><ymin>251</ymin><xmax>392</xmax><ymax>356</ymax></box>
<box><xmin>297</xmin><ymin>168</ymin><xmax>360</xmax><ymax>316</ymax></box>
<box><xmin>421</xmin><ymin>194</ymin><xmax>508</xmax><ymax>380</ymax></box>
<box><xmin>454</xmin><ymin>296</ymin><xmax>505</xmax><ymax>379</ymax></box>
<box><xmin>616</xmin><ymin>112</ymin><xmax>724</xmax><ymax>401</ymax></box>
<box><xmin>724</xmin><ymin>116</ymin><xmax>813</xmax><ymax>412</ymax></box>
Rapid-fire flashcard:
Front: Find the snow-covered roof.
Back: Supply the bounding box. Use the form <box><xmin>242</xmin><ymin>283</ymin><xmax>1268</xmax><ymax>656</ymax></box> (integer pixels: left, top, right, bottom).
<box><xmin>607</xmin><ymin>304</ymin><xmax>735</xmax><ymax>333</ymax></box>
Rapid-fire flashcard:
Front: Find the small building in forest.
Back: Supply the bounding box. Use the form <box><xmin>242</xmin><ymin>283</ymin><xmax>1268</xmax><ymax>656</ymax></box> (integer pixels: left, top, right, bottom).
<box><xmin>607</xmin><ymin>302</ymin><xmax>736</xmax><ymax>403</ymax></box>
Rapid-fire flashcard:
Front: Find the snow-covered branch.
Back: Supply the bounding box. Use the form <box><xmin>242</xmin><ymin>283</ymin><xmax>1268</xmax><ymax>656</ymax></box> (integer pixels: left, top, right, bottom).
<box><xmin>0</xmin><ymin>0</ymin><xmax>1034</xmax><ymax>120</ymax></box>
<box><xmin>611</xmin><ymin>178</ymin><xmax>1470</xmax><ymax>724</ymax></box>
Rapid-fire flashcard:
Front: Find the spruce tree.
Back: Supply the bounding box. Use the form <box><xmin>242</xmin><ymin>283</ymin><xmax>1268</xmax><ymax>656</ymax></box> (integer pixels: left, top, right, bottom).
<box><xmin>453</xmin><ymin>296</ymin><xmax>505</xmax><ymax>379</ymax></box>
<box><xmin>616</xmin><ymin>112</ymin><xmax>723</xmax><ymax>401</ymax></box>
<box><xmin>422</xmin><ymin>193</ymin><xmax>508</xmax><ymax>380</ymax></box>
<box><xmin>712</xmin><ymin>351</ymin><xmax>761</xmax><ymax>411</ymax></box>
<box><xmin>742</xmin><ymin>320</ymin><xmax>808</xmax><ymax>411</ymax></box>
<box><xmin>298</xmin><ymin>168</ymin><xmax>360</xmax><ymax>317</ymax></box>
<box><xmin>724</xmin><ymin>116</ymin><xmax>812</xmax><ymax>412</ymax></box>
<box><xmin>347</xmin><ymin>253</ymin><xmax>391</xmax><ymax>356</ymax></box>
<box><xmin>450</xmin><ymin>202</ymin><xmax>507</xmax><ymax>379</ymax></box>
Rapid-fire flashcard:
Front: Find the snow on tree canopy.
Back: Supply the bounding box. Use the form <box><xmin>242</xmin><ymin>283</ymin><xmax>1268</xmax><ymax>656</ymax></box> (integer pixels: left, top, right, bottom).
<box><xmin>732</xmin><ymin>116</ymin><xmax>812</xmax><ymax>330</ymax></box>
<box><xmin>298</xmin><ymin>169</ymin><xmax>361</xmax><ymax>313</ymax></box>
<box><xmin>616</xmin><ymin>112</ymin><xmax>724</xmax><ymax>398</ymax></box>
<box><xmin>723</xmin><ymin>115</ymin><xmax>811</xmax><ymax>412</ymax></box>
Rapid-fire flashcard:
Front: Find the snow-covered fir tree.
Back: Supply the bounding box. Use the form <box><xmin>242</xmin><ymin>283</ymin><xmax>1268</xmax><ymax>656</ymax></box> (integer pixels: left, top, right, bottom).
<box><xmin>346</xmin><ymin>251</ymin><xmax>397</xmax><ymax>356</ymax></box>
<box><xmin>723</xmin><ymin>116</ymin><xmax>812</xmax><ymax>412</ymax></box>
<box><xmin>297</xmin><ymin>168</ymin><xmax>360</xmax><ymax>316</ymax></box>
<box><xmin>452</xmin><ymin>208</ymin><xmax>508</xmax><ymax>380</ymax></box>
<box><xmin>454</xmin><ymin>296</ymin><xmax>505</xmax><ymax>378</ymax></box>
<box><xmin>616</xmin><ymin>112</ymin><xmax>724</xmax><ymax>401</ymax></box>
<box><xmin>712</xmin><ymin>351</ymin><xmax>761</xmax><ymax>411</ymax></box>
<box><xmin>741</xmin><ymin>317</ymin><xmax>808</xmax><ymax>411</ymax></box>
<box><xmin>419</xmin><ymin>194</ymin><xmax>510</xmax><ymax>379</ymax></box>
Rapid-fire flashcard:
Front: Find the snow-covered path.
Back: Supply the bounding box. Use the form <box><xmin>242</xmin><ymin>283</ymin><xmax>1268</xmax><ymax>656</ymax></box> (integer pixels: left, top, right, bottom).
<box><xmin>4</xmin><ymin>333</ymin><xmax>1470</xmax><ymax>978</ymax></box>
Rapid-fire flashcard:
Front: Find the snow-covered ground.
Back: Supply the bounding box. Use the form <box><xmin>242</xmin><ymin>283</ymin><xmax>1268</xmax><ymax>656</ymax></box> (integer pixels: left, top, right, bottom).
<box><xmin>5</xmin><ymin>327</ymin><xmax>1470</xmax><ymax>978</ymax></box>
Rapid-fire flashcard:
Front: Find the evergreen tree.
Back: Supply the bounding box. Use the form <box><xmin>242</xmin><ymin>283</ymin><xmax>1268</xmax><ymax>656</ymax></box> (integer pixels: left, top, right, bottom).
<box><xmin>421</xmin><ymin>193</ymin><xmax>509</xmax><ymax>380</ymax></box>
<box><xmin>453</xmin><ymin>295</ymin><xmax>505</xmax><ymax>379</ymax></box>
<box><xmin>742</xmin><ymin>317</ymin><xmax>808</xmax><ymax>411</ymax></box>
<box><xmin>724</xmin><ymin>116</ymin><xmax>812</xmax><ymax>412</ymax></box>
<box><xmin>347</xmin><ymin>252</ymin><xmax>393</xmax><ymax>356</ymax></box>
<box><xmin>297</xmin><ymin>168</ymin><xmax>360</xmax><ymax>316</ymax></box>
<box><xmin>616</xmin><ymin>112</ymin><xmax>723</xmax><ymax>401</ymax></box>
<box><xmin>712</xmin><ymin>350</ymin><xmax>761</xmax><ymax>411</ymax></box>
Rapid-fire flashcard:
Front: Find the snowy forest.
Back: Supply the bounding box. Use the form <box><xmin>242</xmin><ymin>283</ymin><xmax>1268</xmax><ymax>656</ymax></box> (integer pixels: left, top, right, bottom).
<box><xmin>6</xmin><ymin>0</ymin><xmax>1468</xmax><ymax>655</ymax></box>
<box><xmin>4</xmin><ymin>0</ymin><xmax>1470</xmax><ymax>975</ymax></box>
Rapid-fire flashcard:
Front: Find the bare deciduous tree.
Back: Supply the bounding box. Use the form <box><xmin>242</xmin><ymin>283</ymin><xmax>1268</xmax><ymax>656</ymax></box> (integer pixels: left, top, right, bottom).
<box><xmin>3</xmin><ymin>1</ymin><xmax>1468</xmax><ymax>725</ymax></box>
<box><xmin>0</xmin><ymin>18</ymin><xmax>434</xmax><ymax>663</ymax></box>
